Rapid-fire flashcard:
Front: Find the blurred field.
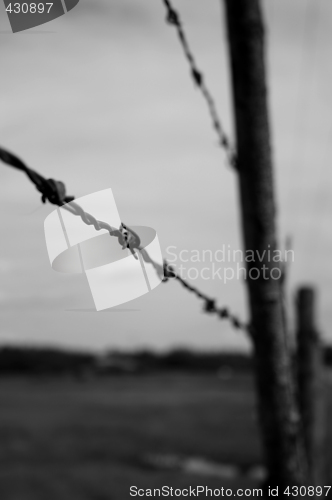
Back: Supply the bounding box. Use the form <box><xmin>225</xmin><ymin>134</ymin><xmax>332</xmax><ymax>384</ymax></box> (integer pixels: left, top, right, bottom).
<box><xmin>0</xmin><ymin>373</ymin><xmax>330</xmax><ymax>500</ymax></box>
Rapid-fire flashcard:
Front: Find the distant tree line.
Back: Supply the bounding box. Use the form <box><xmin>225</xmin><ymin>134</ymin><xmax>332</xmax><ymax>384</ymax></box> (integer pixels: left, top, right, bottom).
<box><xmin>0</xmin><ymin>345</ymin><xmax>332</xmax><ymax>376</ymax></box>
<box><xmin>127</xmin><ymin>349</ymin><xmax>252</xmax><ymax>373</ymax></box>
<box><xmin>0</xmin><ymin>346</ymin><xmax>94</xmax><ymax>376</ymax></box>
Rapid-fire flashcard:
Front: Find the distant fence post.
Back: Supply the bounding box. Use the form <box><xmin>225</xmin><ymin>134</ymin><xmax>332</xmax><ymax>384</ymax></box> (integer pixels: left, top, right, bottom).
<box><xmin>296</xmin><ymin>287</ymin><xmax>325</xmax><ymax>485</ymax></box>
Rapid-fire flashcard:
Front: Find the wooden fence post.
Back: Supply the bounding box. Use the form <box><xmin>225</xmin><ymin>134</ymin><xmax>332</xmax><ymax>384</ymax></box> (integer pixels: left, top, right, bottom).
<box><xmin>296</xmin><ymin>287</ymin><xmax>325</xmax><ymax>485</ymax></box>
<box><xmin>223</xmin><ymin>0</ymin><xmax>308</xmax><ymax>488</ymax></box>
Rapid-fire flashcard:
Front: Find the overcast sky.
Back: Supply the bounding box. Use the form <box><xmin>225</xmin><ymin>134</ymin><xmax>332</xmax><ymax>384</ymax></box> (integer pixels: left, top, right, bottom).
<box><xmin>0</xmin><ymin>0</ymin><xmax>332</xmax><ymax>352</ymax></box>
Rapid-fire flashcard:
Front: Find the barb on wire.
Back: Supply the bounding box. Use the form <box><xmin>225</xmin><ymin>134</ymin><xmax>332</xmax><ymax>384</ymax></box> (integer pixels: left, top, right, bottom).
<box><xmin>163</xmin><ymin>261</ymin><xmax>247</xmax><ymax>331</ymax></box>
<box><xmin>0</xmin><ymin>146</ymin><xmax>248</xmax><ymax>333</ymax></box>
<box><xmin>162</xmin><ymin>0</ymin><xmax>237</xmax><ymax>169</ymax></box>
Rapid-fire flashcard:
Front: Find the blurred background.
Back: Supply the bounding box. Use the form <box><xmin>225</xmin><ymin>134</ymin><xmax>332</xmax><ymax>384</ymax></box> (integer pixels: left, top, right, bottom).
<box><xmin>0</xmin><ymin>0</ymin><xmax>331</xmax><ymax>498</ymax></box>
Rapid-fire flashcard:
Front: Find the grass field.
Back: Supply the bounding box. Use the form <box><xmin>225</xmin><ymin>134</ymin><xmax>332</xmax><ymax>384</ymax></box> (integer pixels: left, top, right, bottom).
<box><xmin>0</xmin><ymin>373</ymin><xmax>330</xmax><ymax>499</ymax></box>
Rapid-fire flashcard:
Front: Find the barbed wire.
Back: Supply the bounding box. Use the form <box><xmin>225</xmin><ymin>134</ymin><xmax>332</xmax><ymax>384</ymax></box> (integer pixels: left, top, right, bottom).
<box><xmin>0</xmin><ymin>146</ymin><xmax>248</xmax><ymax>333</ymax></box>
<box><xmin>162</xmin><ymin>0</ymin><xmax>237</xmax><ymax>169</ymax></box>
<box><xmin>163</xmin><ymin>262</ymin><xmax>246</xmax><ymax>330</ymax></box>
<box><xmin>0</xmin><ymin>1</ymin><xmax>246</xmax><ymax>332</ymax></box>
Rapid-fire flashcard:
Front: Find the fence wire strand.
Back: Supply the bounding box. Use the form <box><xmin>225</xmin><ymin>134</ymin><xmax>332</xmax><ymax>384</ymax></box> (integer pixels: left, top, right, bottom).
<box><xmin>162</xmin><ymin>0</ymin><xmax>237</xmax><ymax>169</ymax></box>
<box><xmin>0</xmin><ymin>146</ymin><xmax>248</xmax><ymax>333</ymax></box>
<box><xmin>0</xmin><ymin>0</ymin><xmax>247</xmax><ymax>333</ymax></box>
